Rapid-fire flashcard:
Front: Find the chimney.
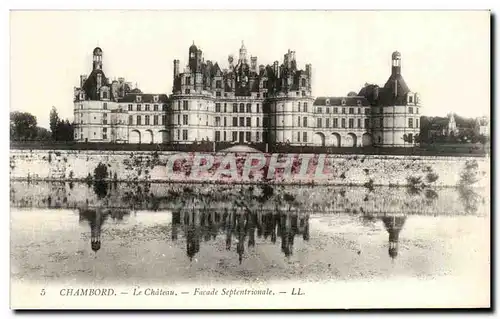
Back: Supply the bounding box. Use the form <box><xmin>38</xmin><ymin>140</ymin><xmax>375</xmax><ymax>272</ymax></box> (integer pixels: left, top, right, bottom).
<box><xmin>173</xmin><ymin>59</ymin><xmax>180</xmax><ymax>77</ymax></box>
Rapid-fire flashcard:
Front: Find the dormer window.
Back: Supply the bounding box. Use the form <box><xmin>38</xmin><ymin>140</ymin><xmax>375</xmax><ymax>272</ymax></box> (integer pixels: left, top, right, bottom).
<box><xmin>409</xmin><ymin>96</ymin><xmax>413</xmax><ymax>103</ymax></box>
<box><xmin>153</xmin><ymin>95</ymin><xmax>159</xmax><ymax>103</ymax></box>
<box><xmin>357</xmin><ymin>100</ymin><xmax>362</xmax><ymax>106</ymax></box>
<box><xmin>341</xmin><ymin>99</ymin><xmax>346</xmax><ymax>106</ymax></box>
<box><xmin>80</xmin><ymin>93</ymin><xmax>84</xmax><ymax>100</ymax></box>
<box><xmin>136</xmin><ymin>95</ymin><xmax>142</xmax><ymax>102</ymax></box>
<box><xmin>326</xmin><ymin>99</ymin><xmax>330</xmax><ymax>106</ymax></box>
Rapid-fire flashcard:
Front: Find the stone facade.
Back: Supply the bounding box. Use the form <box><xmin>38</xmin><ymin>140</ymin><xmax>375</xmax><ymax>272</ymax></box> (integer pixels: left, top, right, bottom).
<box><xmin>73</xmin><ymin>45</ymin><xmax>421</xmax><ymax>147</ymax></box>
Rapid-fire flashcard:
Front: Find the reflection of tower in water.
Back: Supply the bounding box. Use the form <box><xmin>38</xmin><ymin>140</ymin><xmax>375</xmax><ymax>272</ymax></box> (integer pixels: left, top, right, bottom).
<box><xmin>171</xmin><ymin>208</ymin><xmax>310</xmax><ymax>264</ymax></box>
<box><xmin>381</xmin><ymin>215</ymin><xmax>407</xmax><ymax>260</ymax></box>
<box><xmin>78</xmin><ymin>208</ymin><xmax>130</xmax><ymax>254</ymax></box>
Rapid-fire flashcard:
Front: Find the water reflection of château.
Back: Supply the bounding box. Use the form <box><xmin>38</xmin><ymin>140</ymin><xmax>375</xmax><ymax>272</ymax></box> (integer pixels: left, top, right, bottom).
<box><xmin>171</xmin><ymin>209</ymin><xmax>310</xmax><ymax>264</ymax></box>
<box><xmin>78</xmin><ymin>208</ymin><xmax>131</xmax><ymax>253</ymax></box>
<box><xmin>76</xmin><ymin>206</ymin><xmax>407</xmax><ymax>262</ymax></box>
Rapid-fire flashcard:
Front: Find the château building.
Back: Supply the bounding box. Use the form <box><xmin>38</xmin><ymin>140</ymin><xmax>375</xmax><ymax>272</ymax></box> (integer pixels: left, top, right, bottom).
<box><xmin>73</xmin><ymin>44</ymin><xmax>421</xmax><ymax>147</ymax></box>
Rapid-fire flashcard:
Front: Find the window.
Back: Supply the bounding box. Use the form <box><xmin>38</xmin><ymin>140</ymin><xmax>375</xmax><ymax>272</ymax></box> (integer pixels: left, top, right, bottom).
<box><xmin>233</xmin><ymin>117</ymin><xmax>238</xmax><ymax>127</ymax></box>
<box><xmin>257</xmin><ymin>118</ymin><xmax>260</xmax><ymax>127</ymax></box>
<box><xmin>416</xmin><ymin>107</ymin><xmax>419</xmax><ymax>114</ymax></box>
<box><xmin>103</xmin><ymin>118</ymin><xmax>107</xmax><ymax>125</ymax></box>
<box><xmin>224</xmin><ymin>117</ymin><xmax>227</xmax><ymax>127</ymax></box>
<box><xmin>301</xmin><ymin>78</ymin><xmax>306</xmax><ymax>87</ymax></box>
<box><xmin>317</xmin><ymin>107</ymin><xmax>322</xmax><ymax>114</ymax></box>
<box><xmin>302</xmin><ymin>91</ymin><xmax>306</xmax><ymax>96</ymax></box>
<box><xmin>216</xmin><ymin>91</ymin><xmax>222</xmax><ymax>97</ymax></box>
<box><xmin>333</xmin><ymin>118</ymin><xmax>338</xmax><ymax>128</ymax></box>
<box><xmin>216</xmin><ymin>80</ymin><xmax>222</xmax><ymax>89</ymax></box>
<box><xmin>183</xmin><ymin>114</ymin><xmax>189</xmax><ymax>125</ymax></box>
<box><xmin>137</xmin><ymin>115</ymin><xmax>142</xmax><ymax>125</ymax></box>
<box><xmin>298</xmin><ymin>116</ymin><xmax>301</xmax><ymax>127</ymax></box>
<box><xmin>416</xmin><ymin>118</ymin><xmax>419</xmax><ymax>128</ymax></box>
<box><xmin>215</xmin><ymin>131</ymin><xmax>221</xmax><ymax>141</ymax></box>
<box><xmin>103</xmin><ymin>134</ymin><xmax>107</xmax><ymax>139</ymax></box>
<box><xmin>239</xmin><ymin>103</ymin><xmax>245</xmax><ymax>113</ymax></box>
<box><xmin>348</xmin><ymin>119</ymin><xmax>354</xmax><ymax>128</ymax></box>
<box><xmin>304</xmin><ymin>103</ymin><xmax>308</xmax><ymax>112</ymax></box>
<box><xmin>185</xmin><ymin>89</ymin><xmax>190</xmax><ymax>94</ymax></box>
<box><xmin>326</xmin><ymin>108</ymin><xmax>330</xmax><ymax>114</ymax></box>
<box><xmin>364</xmin><ymin>118</ymin><xmax>369</xmax><ymax>129</ymax></box>
<box><xmin>233</xmin><ymin>103</ymin><xmax>238</xmax><ymax>113</ymax></box>
<box><xmin>136</xmin><ymin>96</ymin><xmax>142</xmax><ymax>102</ymax></box>
<box><xmin>349</xmin><ymin>108</ymin><xmax>354</xmax><ymax>114</ymax></box>
<box><xmin>215</xmin><ymin>117</ymin><xmax>221</xmax><ymax>126</ymax></box>
<box><xmin>177</xmin><ymin>130</ymin><xmax>180</xmax><ymax>140</ymax></box>
<box><xmin>145</xmin><ymin>104</ymin><xmax>150</xmax><ymax>111</ymax></box>
<box><xmin>246</xmin><ymin>132</ymin><xmax>251</xmax><ymax>142</ymax></box>
<box><xmin>177</xmin><ymin>101</ymin><xmax>181</xmax><ymax>110</ymax></box>
<box><xmin>256</xmin><ymin>132</ymin><xmax>260</xmax><ymax>142</ymax></box>
<box><xmin>357</xmin><ymin>118</ymin><xmax>361</xmax><ymax>128</ymax></box>
<box><xmin>326</xmin><ymin>118</ymin><xmax>330</xmax><ymax>128</ymax></box>
<box><xmin>298</xmin><ymin>102</ymin><xmax>301</xmax><ymax>112</ymax></box>
<box><xmin>357</xmin><ymin>100</ymin><xmax>362</xmax><ymax>106</ymax></box>
<box><xmin>183</xmin><ymin>101</ymin><xmax>189</xmax><ymax>110</ymax></box>
<box><xmin>223</xmin><ymin>131</ymin><xmax>227</xmax><ymax>141</ymax></box>
<box><xmin>154</xmin><ymin>104</ymin><xmax>158</xmax><ymax>111</ymax></box>
<box><xmin>409</xmin><ymin>96</ymin><xmax>413</xmax><ymax>103</ymax></box>
<box><xmin>303</xmin><ymin>132</ymin><xmax>308</xmax><ymax>142</ymax></box>
<box><xmin>154</xmin><ymin>115</ymin><xmax>158</xmax><ymax>125</ymax></box>
<box><xmin>216</xmin><ymin>103</ymin><xmax>221</xmax><ymax>112</ymax></box>
<box><xmin>185</xmin><ymin>77</ymin><xmax>191</xmax><ymax>85</ymax></box>
<box><xmin>263</xmin><ymin>80</ymin><xmax>268</xmax><ymax>87</ymax></box>
<box><xmin>145</xmin><ymin>115</ymin><xmax>150</xmax><ymax>125</ymax></box>
<box><xmin>326</xmin><ymin>99</ymin><xmax>330</xmax><ymax>106</ymax></box>
<box><xmin>341</xmin><ymin>118</ymin><xmax>346</xmax><ymax>128</ymax></box>
<box><xmin>317</xmin><ymin>118</ymin><xmax>322</xmax><ymax>128</ymax></box>
<box><xmin>103</xmin><ymin>103</ymin><xmax>107</xmax><ymax>110</ymax></box>
<box><xmin>246</xmin><ymin>117</ymin><xmax>251</xmax><ymax>127</ymax></box>
<box><xmin>365</xmin><ymin>108</ymin><xmax>370</xmax><ymax>114</ymax></box>
<box><xmin>129</xmin><ymin>115</ymin><xmax>133</xmax><ymax>125</ymax></box>
<box><xmin>303</xmin><ymin>117</ymin><xmax>308</xmax><ymax>127</ymax></box>
<box><xmin>177</xmin><ymin>114</ymin><xmax>180</xmax><ymax>125</ymax></box>
<box><xmin>232</xmin><ymin>131</ymin><xmax>238</xmax><ymax>141</ymax></box>
<box><xmin>182</xmin><ymin>130</ymin><xmax>188</xmax><ymax>140</ymax></box>
<box><xmin>257</xmin><ymin>104</ymin><xmax>260</xmax><ymax>113</ymax></box>
<box><xmin>239</xmin><ymin>117</ymin><xmax>244</xmax><ymax>127</ymax></box>
<box><xmin>341</xmin><ymin>99</ymin><xmax>346</xmax><ymax>106</ymax></box>
<box><xmin>137</xmin><ymin>104</ymin><xmax>142</xmax><ymax>111</ymax></box>
<box><xmin>246</xmin><ymin>103</ymin><xmax>252</xmax><ymax>113</ymax></box>
<box><xmin>408</xmin><ymin>118</ymin><xmax>413</xmax><ymax>128</ymax></box>
<box><xmin>357</xmin><ymin>108</ymin><xmax>361</xmax><ymax>114</ymax></box>
<box><xmin>154</xmin><ymin>95</ymin><xmax>159</xmax><ymax>103</ymax></box>
<box><xmin>161</xmin><ymin>115</ymin><xmax>166</xmax><ymax>125</ymax></box>
<box><xmin>297</xmin><ymin>132</ymin><xmax>301</xmax><ymax>142</ymax></box>
<box><xmin>163</xmin><ymin>104</ymin><xmax>167</xmax><ymax>111</ymax></box>
<box><xmin>408</xmin><ymin>107</ymin><xmax>413</xmax><ymax>114</ymax></box>
<box><xmin>342</xmin><ymin>108</ymin><xmax>346</xmax><ymax>114</ymax></box>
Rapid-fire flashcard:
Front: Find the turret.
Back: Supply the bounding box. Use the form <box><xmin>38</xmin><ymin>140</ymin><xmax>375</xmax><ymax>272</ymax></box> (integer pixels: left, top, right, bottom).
<box><xmin>92</xmin><ymin>47</ymin><xmax>103</xmax><ymax>71</ymax></box>
<box><xmin>173</xmin><ymin>59</ymin><xmax>180</xmax><ymax>77</ymax></box>
<box><xmin>391</xmin><ymin>51</ymin><xmax>401</xmax><ymax>76</ymax></box>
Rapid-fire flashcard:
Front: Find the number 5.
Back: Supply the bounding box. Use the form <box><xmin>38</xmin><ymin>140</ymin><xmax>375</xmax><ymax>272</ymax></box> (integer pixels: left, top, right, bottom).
<box><xmin>40</xmin><ymin>289</ymin><xmax>45</xmax><ymax>296</ymax></box>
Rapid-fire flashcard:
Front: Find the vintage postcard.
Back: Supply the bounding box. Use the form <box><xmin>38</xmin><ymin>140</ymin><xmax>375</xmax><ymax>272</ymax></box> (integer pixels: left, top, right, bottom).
<box><xmin>9</xmin><ymin>10</ymin><xmax>491</xmax><ymax>309</ymax></box>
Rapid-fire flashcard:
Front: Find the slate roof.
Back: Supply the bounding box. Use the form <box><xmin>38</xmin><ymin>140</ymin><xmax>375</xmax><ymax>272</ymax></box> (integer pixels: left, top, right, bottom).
<box><xmin>314</xmin><ymin>96</ymin><xmax>371</xmax><ymax>106</ymax></box>
<box><xmin>117</xmin><ymin>93</ymin><xmax>169</xmax><ymax>103</ymax></box>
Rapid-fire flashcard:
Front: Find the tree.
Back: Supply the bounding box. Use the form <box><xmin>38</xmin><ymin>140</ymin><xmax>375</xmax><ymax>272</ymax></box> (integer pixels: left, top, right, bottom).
<box><xmin>10</xmin><ymin>111</ymin><xmax>38</xmax><ymax>141</ymax></box>
<box><xmin>49</xmin><ymin>106</ymin><xmax>60</xmax><ymax>140</ymax></box>
<box><xmin>56</xmin><ymin>120</ymin><xmax>75</xmax><ymax>141</ymax></box>
<box><xmin>35</xmin><ymin>127</ymin><xmax>52</xmax><ymax>141</ymax></box>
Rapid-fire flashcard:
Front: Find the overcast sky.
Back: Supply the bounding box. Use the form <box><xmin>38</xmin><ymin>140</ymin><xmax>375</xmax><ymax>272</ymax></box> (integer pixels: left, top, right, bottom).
<box><xmin>10</xmin><ymin>10</ymin><xmax>490</xmax><ymax>128</ymax></box>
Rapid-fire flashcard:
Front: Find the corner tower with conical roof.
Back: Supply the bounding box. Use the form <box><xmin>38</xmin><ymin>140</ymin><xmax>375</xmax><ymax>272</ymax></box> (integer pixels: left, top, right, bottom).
<box><xmin>358</xmin><ymin>51</ymin><xmax>421</xmax><ymax>147</ymax></box>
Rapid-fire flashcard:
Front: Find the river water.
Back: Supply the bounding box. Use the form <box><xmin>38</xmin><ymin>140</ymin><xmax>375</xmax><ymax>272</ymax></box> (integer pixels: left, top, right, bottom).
<box><xmin>10</xmin><ymin>181</ymin><xmax>490</xmax><ymax>288</ymax></box>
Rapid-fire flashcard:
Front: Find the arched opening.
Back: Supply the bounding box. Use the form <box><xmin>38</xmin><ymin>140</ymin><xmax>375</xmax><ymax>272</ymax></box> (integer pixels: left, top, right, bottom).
<box><xmin>331</xmin><ymin>133</ymin><xmax>341</xmax><ymax>147</ymax></box>
<box><xmin>143</xmin><ymin>130</ymin><xmax>154</xmax><ymax>144</ymax></box>
<box><xmin>345</xmin><ymin>133</ymin><xmax>357</xmax><ymax>147</ymax></box>
<box><xmin>362</xmin><ymin>133</ymin><xmax>373</xmax><ymax>147</ymax></box>
<box><xmin>129</xmin><ymin>130</ymin><xmax>141</xmax><ymax>144</ymax></box>
<box><xmin>313</xmin><ymin>132</ymin><xmax>326</xmax><ymax>147</ymax></box>
<box><xmin>159</xmin><ymin>130</ymin><xmax>169</xmax><ymax>144</ymax></box>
